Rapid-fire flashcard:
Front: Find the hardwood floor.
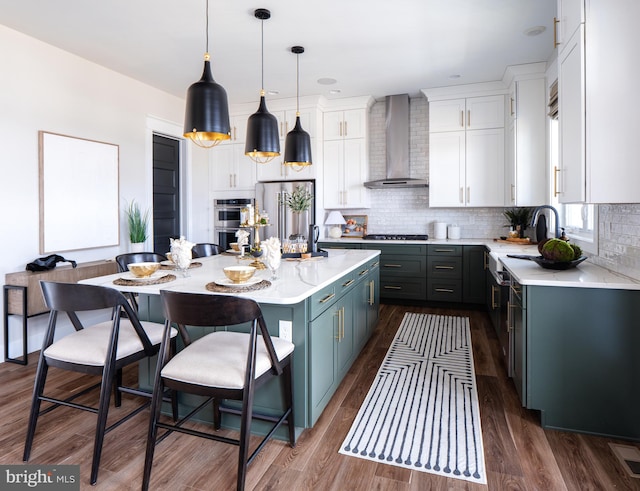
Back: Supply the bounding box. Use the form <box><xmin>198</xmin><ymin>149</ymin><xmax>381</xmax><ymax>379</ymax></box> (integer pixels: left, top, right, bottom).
<box><xmin>2</xmin><ymin>303</ymin><xmax>639</xmax><ymax>490</ymax></box>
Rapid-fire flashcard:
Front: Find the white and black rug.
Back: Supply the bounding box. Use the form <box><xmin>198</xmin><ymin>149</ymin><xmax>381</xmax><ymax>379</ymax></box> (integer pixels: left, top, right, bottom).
<box><xmin>339</xmin><ymin>313</ymin><xmax>486</xmax><ymax>484</ymax></box>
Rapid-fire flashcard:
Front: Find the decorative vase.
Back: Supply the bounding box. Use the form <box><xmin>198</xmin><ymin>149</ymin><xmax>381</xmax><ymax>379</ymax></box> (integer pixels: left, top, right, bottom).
<box><xmin>130</xmin><ymin>242</ymin><xmax>145</xmax><ymax>253</ymax></box>
<box><xmin>291</xmin><ymin>211</ymin><xmax>309</xmax><ymax>240</ymax></box>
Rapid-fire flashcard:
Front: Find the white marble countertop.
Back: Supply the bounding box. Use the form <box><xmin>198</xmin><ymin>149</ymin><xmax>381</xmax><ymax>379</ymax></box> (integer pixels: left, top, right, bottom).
<box><xmin>321</xmin><ymin>237</ymin><xmax>640</xmax><ymax>290</ymax></box>
<box><xmin>80</xmin><ymin>249</ymin><xmax>381</xmax><ymax>305</ymax></box>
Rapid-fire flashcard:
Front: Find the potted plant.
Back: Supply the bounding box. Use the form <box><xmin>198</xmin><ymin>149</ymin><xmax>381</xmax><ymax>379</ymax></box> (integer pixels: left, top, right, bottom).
<box><xmin>285</xmin><ymin>185</ymin><xmax>313</xmax><ymax>238</ymax></box>
<box><xmin>503</xmin><ymin>207</ymin><xmax>533</xmax><ymax>238</ymax></box>
<box><xmin>126</xmin><ymin>200</ymin><xmax>149</xmax><ymax>251</ymax></box>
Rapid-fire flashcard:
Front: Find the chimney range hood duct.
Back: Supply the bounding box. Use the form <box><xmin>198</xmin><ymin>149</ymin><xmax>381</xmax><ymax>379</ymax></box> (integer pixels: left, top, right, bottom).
<box><xmin>364</xmin><ymin>94</ymin><xmax>428</xmax><ymax>189</ymax></box>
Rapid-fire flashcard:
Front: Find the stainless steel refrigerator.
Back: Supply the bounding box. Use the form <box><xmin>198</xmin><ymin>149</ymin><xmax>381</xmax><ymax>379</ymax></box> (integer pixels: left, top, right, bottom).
<box><xmin>255</xmin><ymin>180</ymin><xmax>316</xmax><ymax>243</ymax></box>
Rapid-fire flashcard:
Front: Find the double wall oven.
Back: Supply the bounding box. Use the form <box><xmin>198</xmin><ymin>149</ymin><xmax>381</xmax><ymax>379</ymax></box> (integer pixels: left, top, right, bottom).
<box><xmin>213</xmin><ymin>198</ymin><xmax>253</xmax><ymax>251</ymax></box>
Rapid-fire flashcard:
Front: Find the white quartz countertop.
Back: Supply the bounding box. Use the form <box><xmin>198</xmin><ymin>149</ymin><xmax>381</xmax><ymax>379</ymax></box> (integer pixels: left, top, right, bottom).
<box><xmin>321</xmin><ymin>237</ymin><xmax>640</xmax><ymax>290</ymax></box>
<box><xmin>80</xmin><ymin>249</ymin><xmax>381</xmax><ymax>305</ymax></box>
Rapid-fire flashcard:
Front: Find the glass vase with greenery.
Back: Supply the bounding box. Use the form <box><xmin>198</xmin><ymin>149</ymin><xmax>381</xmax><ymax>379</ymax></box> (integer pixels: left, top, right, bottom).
<box><xmin>285</xmin><ymin>185</ymin><xmax>313</xmax><ymax>238</ymax></box>
<box><xmin>126</xmin><ymin>200</ymin><xmax>149</xmax><ymax>244</ymax></box>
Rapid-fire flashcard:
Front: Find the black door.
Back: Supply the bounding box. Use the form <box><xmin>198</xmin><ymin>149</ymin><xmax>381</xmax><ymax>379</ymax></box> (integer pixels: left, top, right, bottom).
<box><xmin>153</xmin><ymin>135</ymin><xmax>180</xmax><ymax>254</ymax></box>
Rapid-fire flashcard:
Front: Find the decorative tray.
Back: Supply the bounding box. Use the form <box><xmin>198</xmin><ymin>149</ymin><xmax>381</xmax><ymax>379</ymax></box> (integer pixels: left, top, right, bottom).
<box><xmin>282</xmin><ymin>250</ymin><xmax>329</xmax><ymax>259</ymax></box>
<box><xmin>507</xmin><ymin>254</ymin><xmax>587</xmax><ymax>270</ymax></box>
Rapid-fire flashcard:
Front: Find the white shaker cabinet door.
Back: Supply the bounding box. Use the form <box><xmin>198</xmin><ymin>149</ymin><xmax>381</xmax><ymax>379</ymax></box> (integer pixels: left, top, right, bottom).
<box><xmin>465</xmin><ymin>128</ymin><xmax>505</xmax><ymax>207</ymax></box>
<box><xmin>428</xmin><ymin>131</ymin><xmax>465</xmax><ymax>207</ymax></box>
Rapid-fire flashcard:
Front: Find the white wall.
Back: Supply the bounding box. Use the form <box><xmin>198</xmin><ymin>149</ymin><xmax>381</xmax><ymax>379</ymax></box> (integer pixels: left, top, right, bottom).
<box><xmin>0</xmin><ymin>25</ymin><xmax>209</xmax><ymax>361</ymax></box>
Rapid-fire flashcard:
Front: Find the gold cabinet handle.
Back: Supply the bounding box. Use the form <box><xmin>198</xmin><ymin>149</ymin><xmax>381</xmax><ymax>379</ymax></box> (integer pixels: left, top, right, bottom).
<box><xmin>343</xmin><ymin>279</ymin><xmax>355</xmax><ymax>288</ymax></box>
<box><xmin>553</xmin><ymin>17</ymin><xmax>560</xmax><ymax>48</ymax></box>
<box><xmin>384</xmin><ymin>285</ymin><xmax>402</xmax><ymax>290</ymax></box>
<box><xmin>434</xmin><ymin>248</ymin><xmax>455</xmax><ymax>253</ymax></box>
<box><xmin>467</xmin><ymin>186</ymin><xmax>470</xmax><ymax>204</ymax></box>
<box><xmin>344</xmin><ymin>121</ymin><xmax>348</xmax><ymax>136</ymax></box>
<box><xmin>339</xmin><ymin>121</ymin><xmax>343</xmax><ymax>137</ymax></box>
<box><xmin>358</xmin><ymin>268</ymin><xmax>369</xmax><ymax>277</ymax></box>
<box><xmin>369</xmin><ymin>280</ymin><xmax>374</xmax><ymax>305</ymax></box>
<box><xmin>435</xmin><ymin>288</ymin><xmax>454</xmax><ymax>293</ymax></box>
<box><xmin>372</xmin><ymin>261</ymin><xmax>379</xmax><ymax>268</ymax></box>
<box><xmin>491</xmin><ymin>285</ymin><xmax>498</xmax><ymax>309</ymax></box>
<box><xmin>553</xmin><ymin>166</ymin><xmax>561</xmax><ymax>197</ymax></box>
<box><xmin>335</xmin><ymin>306</ymin><xmax>345</xmax><ymax>341</ymax></box>
<box><xmin>460</xmin><ymin>110</ymin><xmax>464</xmax><ymax>127</ymax></box>
<box><xmin>467</xmin><ymin>109</ymin><xmax>471</xmax><ymax>127</ymax></box>
<box><xmin>435</xmin><ymin>265</ymin><xmax>454</xmax><ymax>270</ymax></box>
<box><xmin>511</xmin><ymin>184</ymin><xmax>516</xmax><ymax>203</ymax></box>
<box><xmin>510</xmin><ymin>97</ymin><xmax>515</xmax><ymax>116</ymax></box>
<box><xmin>483</xmin><ymin>251</ymin><xmax>489</xmax><ymax>270</ymax></box>
<box><xmin>384</xmin><ymin>264</ymin><xmax>402</xmax><ymax>268</ymax></box>
<box><xmin>320</xmin><ymin>293</ymin><xmax>335</xmax><ymax>304</ymax></box>
<box><xmin>459</xmin><ymin>187</ymin><xmax>464</xmax><ymax>203</ymax></box>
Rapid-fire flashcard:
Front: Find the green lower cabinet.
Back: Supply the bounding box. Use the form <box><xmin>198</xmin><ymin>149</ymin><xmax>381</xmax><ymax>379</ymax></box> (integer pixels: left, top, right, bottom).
<box><xmin>521</xmin><ymin>285</ymin><xmax>640</xmax><ymax>440</ymax></box>
<box><xmin>463</xmin><ymin>246</ymin><xmax>486</xmax><ymax>304</ymax></box>
<box><xmin>309</xmin><ymin>304</ymin><xmax>339</xmax><ymax>425</ymax></box>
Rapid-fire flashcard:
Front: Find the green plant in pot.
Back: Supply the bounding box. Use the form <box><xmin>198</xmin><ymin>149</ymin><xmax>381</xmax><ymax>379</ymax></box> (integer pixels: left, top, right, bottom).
<box><xmin>285</xmin><ymin>185</ymin><xmax>313</xmax><ymax>238</ymax></box>
<box><xmin>126</xmin><ymin>200</ymin><xmax>149</xmax><ymax>248</ymax></box>
<box><xmin>503</xmin><ymin>207</ymin><xmax>533</xmax><ymax>238</ymax></box>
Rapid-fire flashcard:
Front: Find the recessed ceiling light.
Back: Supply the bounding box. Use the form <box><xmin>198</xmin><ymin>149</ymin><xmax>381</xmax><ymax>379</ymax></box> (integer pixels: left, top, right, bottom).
<box><xmin>317</xmin><ymin>77</ymin><xmax>337</xmax><ymax>85</ymax></box>
<box><xmin>524</xmin><ymin>26</ymin><xmax>546</xmax><ymax>36</ymax></box>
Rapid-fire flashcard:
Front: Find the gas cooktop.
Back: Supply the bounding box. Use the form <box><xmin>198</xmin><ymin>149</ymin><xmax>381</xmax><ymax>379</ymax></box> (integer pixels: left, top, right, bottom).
<box><xmin>362</xmin><ymin>234</ymin><xmax>428</xmax><ymax>241</ymax></box>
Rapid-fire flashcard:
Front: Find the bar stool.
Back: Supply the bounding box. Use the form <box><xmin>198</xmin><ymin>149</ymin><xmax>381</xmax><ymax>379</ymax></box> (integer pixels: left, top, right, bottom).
<box><xmin>23</xmin><ymin>281</ymin><xmax>177</xmax><ymax>485</ymax></box>
<box><xmin>142</xmin><ymin>291</ymin><xmax>295</xmax><ymax>491</ymax></box>
<box><xmin>191</xmin><ymin>243</ymin><xmax>222</xmax><ymax>258</ymax></box>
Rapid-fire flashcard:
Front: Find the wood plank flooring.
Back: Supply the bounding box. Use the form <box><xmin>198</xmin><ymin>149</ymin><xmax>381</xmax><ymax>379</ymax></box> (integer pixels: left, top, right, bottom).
<box><xmin>2</xmin><ymin>303</ymin><xmax>639</xmax><ymax>490</ymax></box>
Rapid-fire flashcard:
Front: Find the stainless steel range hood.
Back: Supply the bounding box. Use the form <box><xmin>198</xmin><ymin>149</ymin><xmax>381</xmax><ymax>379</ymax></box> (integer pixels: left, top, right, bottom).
<box><xmin>364</xmin><ymin>94</ymin><xmax>428</xmax><ymax>189</ymax></box>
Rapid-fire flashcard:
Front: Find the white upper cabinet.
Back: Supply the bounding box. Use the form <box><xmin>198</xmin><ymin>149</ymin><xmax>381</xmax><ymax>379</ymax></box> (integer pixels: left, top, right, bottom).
<box><xmin>556</xmin><ymin>0</ymin><xmax>584</xmax><ymax>53</ymax></box>
<box><xmin>322</xmin><ymin>102</ymin><xmax>371</xmax><ymax>209</ymax></box>
<box><xmin>556</xmin><ymin>0</ymin><xmax>639</xmax><ymax>203</ymax></box>
<box><xmin>503</xmin><ymin>67</ymin><xmax>547</xmax><ymax>207</ymax></box>
<box><xmin>210</xmin><ymin>144</ymin><xmax>256</xmax><ymax>191</ymax></box>
<box><xmin>429</xmin><ymin>96</ymin><xmax>504</xmax><ymax>132</ymax></box>
<box><xmin>323</xmin><ymin>109</ymin><xmax>367</xmax><ymax>140</ymax></box>
<box><xmin>426</xmin><ymin>89</ymin><xmax>505</xmax><ymax>207</ymax></box>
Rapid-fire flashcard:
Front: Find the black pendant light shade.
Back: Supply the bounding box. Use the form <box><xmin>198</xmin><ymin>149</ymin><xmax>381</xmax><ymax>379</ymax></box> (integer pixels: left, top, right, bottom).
<box><xmin>184</xmin><ymin>57</ymin><xmax>231</xmax><ymax>148</ymax></box>
<box><xmin>183</xmin><ymin>0</ymin><xmax>230</xmax><ymax>148</ymax></box>
<box><xmin>245</xmin><ymin>8</ymin><xmax>280</xmax><ymax>163</ymax></box>
<box><xmin>284</xmin><ymin>115</ymin><xmax>312</xmax><ymax>166</ymax></box>
<box><xmin>245</xmin><ymin>93</ymin><xmax>280</xmax><ymax>162</ymax></box>
<box><xmin>284</xmin><ymin>46</ymin><xmax>312</xmax><ymax>168</ymax></box>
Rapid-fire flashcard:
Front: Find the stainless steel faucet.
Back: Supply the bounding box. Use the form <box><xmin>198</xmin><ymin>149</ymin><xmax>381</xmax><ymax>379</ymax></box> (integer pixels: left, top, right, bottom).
<box><xmin>531</xmin><ymin>205</ymin><xmax>560</xmax><ymax>238</ymax></box>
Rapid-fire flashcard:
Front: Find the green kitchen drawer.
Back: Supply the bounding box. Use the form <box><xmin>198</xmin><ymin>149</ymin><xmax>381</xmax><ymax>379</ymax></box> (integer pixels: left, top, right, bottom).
<box><xmin>380</xmin><ymin>277</ymin><xmax>427</xmax><ymax>301</ymax></box>
<box><xmin>427</xmin><ymin>256</ymin><xmax>462</xmax><ymax>279</ymax></box>
<box><xmin>362</xmin><ymin>243</ymin><xmax>426</xmax><ymax>256</ymax></box>
<box><xmin>336</xmin><ymin>270</ymin><xmax>357</xmax><ymax>296</ymax></box>
<box><xmin>427</xmin><ymin>245</ymin><xmax>462</xmax><ymax>256</ymax></box>
<box><xmin>309</xmin><ymin>282</ymin><xmax>337</xmax><ymax>320</ymax></box>
<box><xmin>427</xmin><ymin>278</ymin><xmax>463</xmax><ymax>302</ymax></box>
<box><xmin>378</xmin><ymin>254</ymin><xmax>426</xmax><ymax>277</ymax></box>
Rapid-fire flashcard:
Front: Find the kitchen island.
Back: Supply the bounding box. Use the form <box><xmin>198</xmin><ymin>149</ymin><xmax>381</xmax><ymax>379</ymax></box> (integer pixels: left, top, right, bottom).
<box><xmin>81</xmin><ymin>249</ymin><xmax>380</xmax><ymax>433</ymax></box>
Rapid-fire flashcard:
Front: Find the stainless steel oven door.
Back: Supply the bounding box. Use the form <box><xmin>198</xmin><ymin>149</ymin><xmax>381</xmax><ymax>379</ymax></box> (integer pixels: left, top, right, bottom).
<box><xmin>214</xmin><ymin>208</ymin><xmax>241</xmax><ymax>229</ymax></box>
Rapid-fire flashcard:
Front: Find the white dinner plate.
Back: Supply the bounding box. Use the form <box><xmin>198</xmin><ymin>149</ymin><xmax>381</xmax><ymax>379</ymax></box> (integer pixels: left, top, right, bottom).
<box><xmin>214</xmin><ymin>277</ymin><xmax>262</xmax><ymax>287</ymax></box>
<box><xmin>226</xmin><ymin>249</ymin><xmax>241</xmax><ymax>254</ymax></box>
<box><xmin>121</xmin><ymin>272</ymin><xmax>166</xmax><ymax>282</ymax></box>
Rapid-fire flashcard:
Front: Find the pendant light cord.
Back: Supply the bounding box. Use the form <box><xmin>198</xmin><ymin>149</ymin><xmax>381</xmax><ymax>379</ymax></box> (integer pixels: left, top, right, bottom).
<box><xmin>205</xmin><ymin>0</ymin><xmax>209</xmax><ymax>55</ymax></box>
<box><xmin>261</xmin><ymin>17</ymin><xmax>264</xmax><ymax>91</ymax></box>
<box><xmin>296</xmin><ymin>52</ymin><xmax>300</xmax><ymax>115</ymax></box>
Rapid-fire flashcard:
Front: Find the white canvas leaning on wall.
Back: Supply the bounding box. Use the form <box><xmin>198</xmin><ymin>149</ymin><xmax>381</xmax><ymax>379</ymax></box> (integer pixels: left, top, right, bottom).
<box><xmin>39</xmin><ymin>131</ymin><xmax>120</xmax><ymax>254</ymax></box>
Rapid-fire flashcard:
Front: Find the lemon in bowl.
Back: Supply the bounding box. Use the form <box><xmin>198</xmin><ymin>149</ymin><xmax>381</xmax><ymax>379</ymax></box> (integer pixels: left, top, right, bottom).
<box><xmin>127</xmin><ymin>262</ymin><xmax>160</xmax><ymax>278</ymax></box>
<box><xmin>223</xmin><ymin>265</ymin><xmax>256</xmax><ymax>284</ymax></box>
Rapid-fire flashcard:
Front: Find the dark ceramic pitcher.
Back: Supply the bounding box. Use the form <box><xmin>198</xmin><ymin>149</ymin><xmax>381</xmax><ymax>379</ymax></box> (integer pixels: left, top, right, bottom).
<box><xmin>308</xmin><ymin>224</ymin><xmax>319</xmax><ymax>253</ymax></box>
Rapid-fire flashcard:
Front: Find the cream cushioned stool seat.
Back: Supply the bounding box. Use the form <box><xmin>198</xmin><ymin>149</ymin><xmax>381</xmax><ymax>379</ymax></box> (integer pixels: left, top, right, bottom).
<box><xmin>162</xmin><ymin>331</ymin><xmax>294</xmax><ymax>389</ymax></box>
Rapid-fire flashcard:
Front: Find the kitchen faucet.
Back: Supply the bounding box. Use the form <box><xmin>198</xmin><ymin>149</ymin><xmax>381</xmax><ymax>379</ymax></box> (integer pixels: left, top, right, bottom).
<box><xmin>531</xmin><ymin>205</ymin><xmax>561</xmax><ymax>238</ymax></box>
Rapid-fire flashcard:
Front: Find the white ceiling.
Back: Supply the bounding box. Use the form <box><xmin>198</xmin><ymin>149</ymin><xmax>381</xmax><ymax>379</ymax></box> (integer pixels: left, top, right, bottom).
<box><xmin>0</xmin><ymin>0</ymin><xmax>556</xmax><ymax>105</ymax></box>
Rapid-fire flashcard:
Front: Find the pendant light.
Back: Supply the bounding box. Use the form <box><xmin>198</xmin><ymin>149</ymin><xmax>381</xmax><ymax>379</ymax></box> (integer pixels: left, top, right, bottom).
<box><xmin>245</xmin><ymin>8</ymin><xmax>280</xmax><ymax>164</ymax></box>
<box><xmin>284</xmin><ymin>46</ymin><xmax>312</xmax><ymax>169</ymax></box>
<box><xmin>183</xmin><ymin>0</ymin><xmax>230</xmax><ymax>148</ymax></box>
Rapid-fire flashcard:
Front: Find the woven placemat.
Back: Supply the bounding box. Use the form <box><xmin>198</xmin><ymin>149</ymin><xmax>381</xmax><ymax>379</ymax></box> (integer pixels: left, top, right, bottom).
<box><xmin>113</xmin><ymin>274</ymin><xmax>177</xmax><ymax>286</ymax></box>
<box><xmin>206</xmin><ymin>280</ymin><xmax>271</xmax><ymax>293</ymax></box>
<box><xmin>159</xmin><ymin>261</ymin><xmax>202</xmax><ymax>271</ymax></box>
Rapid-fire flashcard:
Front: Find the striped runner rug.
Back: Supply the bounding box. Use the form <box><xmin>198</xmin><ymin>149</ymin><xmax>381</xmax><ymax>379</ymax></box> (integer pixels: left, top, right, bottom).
<box><xmin>339</xmin><ymin>313</ymin><xmax>486</xmax><ymax>484</ymax></box>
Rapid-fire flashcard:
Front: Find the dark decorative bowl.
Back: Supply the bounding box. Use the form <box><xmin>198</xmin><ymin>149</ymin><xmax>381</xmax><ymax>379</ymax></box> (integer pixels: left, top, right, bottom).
<box><xmin>531</xmin><ymin>255</ymin><xmax>587</xmax><ymax>270</ymax></box>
